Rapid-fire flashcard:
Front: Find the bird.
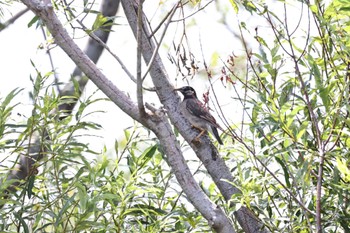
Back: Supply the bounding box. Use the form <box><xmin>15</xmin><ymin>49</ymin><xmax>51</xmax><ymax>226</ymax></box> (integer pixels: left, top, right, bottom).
<box><xmin>175</xmin><ymin>86</ymin><xmax>223</xmax><ymax>145</ymax></box>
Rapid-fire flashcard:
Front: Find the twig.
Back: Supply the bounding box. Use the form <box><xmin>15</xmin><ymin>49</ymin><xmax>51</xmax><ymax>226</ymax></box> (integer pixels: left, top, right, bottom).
<box><xmin>40</xmin><ymin>26</ymin><xmax>61</xmax><ymax>95</ymax></box>
<box><xmin>170</xmin><ymin>0</ymin><xmax>214</xmax><ymax>23</ymax></box>
<box><xmin>283</xmin><ymin>3</ymin><xmax>324</xmax><ymax>230</ymax></box>
<box><xmin>142</xmin><ymin>2</ymin><xmax>178</xmax><ymax>81</ymax></box>
<box><xmin>60</xmin><ymin>1</ymin><xmax>136</xmax><ymax>85</ymax></box>
<box><xmin>136</xmin><ymin>0</ymin><xmax>146</xmax><ymax>117</ymax></box>
<box><xmin>0</xmin><ymin>8</ymin><xmax>30</xmax><ymax>31</ymax></box>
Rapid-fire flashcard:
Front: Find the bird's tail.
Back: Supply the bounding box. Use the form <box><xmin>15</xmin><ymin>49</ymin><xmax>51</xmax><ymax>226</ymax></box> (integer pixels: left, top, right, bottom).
<box><xmin>211</xmin><ymin>126</ymin><xmax>223</xmax><ymax>145</ymax></box>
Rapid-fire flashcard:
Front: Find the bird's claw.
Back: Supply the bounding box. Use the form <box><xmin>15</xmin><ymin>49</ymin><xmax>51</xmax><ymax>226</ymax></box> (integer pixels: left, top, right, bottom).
<box><xmin>192</xmin><ymin>136</ymin><xmax>202</xmax><ymax>144</ymax></box>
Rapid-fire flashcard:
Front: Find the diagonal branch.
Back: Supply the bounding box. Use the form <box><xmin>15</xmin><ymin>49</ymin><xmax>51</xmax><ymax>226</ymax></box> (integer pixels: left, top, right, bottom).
<box><xmin>0</xmin><ymin>7</ymin><xmax>30</xmax><ymax>31</ymax></box>
<box><xmin>121</xmin><ymin>1</ymin><xmax>270</xmax><ymax>232</ymax></box>
<box><xmin>17</xmin><ymin>0</ymin><xmax>234</xmax><ymax>232</ymax></box>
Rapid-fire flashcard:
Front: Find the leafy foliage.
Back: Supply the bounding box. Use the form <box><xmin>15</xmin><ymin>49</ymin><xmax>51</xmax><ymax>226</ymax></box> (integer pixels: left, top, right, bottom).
<box><xmin>2</xmin><ymin>0</ymin><xmax>350</xmax><ymax>232</ymax></box>
<box><xmin>219</xmin><ymin>0</ymin><xmax>350</xmax><ymax>231</ymax></box>
<box><xmin>0</xmin><ymin>72</ymin><xmax>211</xmax><ymax>232</ymax></box>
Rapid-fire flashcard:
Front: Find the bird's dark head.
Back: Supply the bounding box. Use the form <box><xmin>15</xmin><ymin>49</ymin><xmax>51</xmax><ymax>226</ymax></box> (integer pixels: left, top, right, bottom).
<box><xmin>175</xmin><ymin>86</ymin><xmax>197</xmax><ymax>99</ymax></box>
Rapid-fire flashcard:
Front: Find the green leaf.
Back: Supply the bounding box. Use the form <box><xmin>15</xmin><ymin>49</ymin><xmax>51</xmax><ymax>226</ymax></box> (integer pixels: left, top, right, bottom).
<box><xmin>1</xmin><ymin>88</ymin><xmax>22</xmax><ymax>108</ymax></box>
<box><xmin>55</xmin><ymin>193</ymin><xmax>77</xmax><ymax>227</ymax></box>
<box><xmin>296</xmin><ymin>120</ymin><xmax>309</xmax><ymax>141</ymax></box>
<box><xmin>285</xmin><ymin>105</ymin><xmax>303</xmax><ymax>129</ymax></box>
<box><xmin>275</xmin><ymin>156</ymin><xmax>291</xmax><ymax>187</ymax></box>
<box><xmin>137</xmin><ymin>144</ymin><xmax>157</xmax><ymax>167</ymax></box>
<box><xmin>92</xmin><ymin>13</ymin><xmax>110</xmax><ymax>31</ymax></box>
<box><xmin>336</xmin><ymin>157</ymin><xmax>350</xmax><ymax>182</ymax></box>
<box><xmin>229</xmin><ymin>0</ymin><xmax>239</xmax><ymax>13</ymax></box>
<box><xmin>279</xmin><ymin>82</ymin><xmax>293</xmax><ymax>106</ymax></box>
<box><xmin>76</xmin><ymin>182</ymin><xmax>87</xmax><ymax>212</ymax></box>
<box><xmin>26</xmin><ymin>175</ymin><xmax>35</xmax><ymax>199</ymax></box>
<box><xmin>295</xmin><ymin>160</ymin><xmax>310</xmax><ymax>184</ymax></box>
<box><xmin>127</xmin><ymin>154</ymin><xmax>136</xmax><ymax>174</ymax></box>
<box><xmin>14</xmin><ymin>212</ymin><xmax>29</xmax><ymax>233</ymax></box>
<box><xmin>124</xmin><ymin>128</ymin><xmax>130</xmax><ymax>141</ymax></box>
<box><xmin>271</xmin><ymin>44</ymin><xmax>279</xmax><ymax>58</ymax></box>
<box><xmin>28</xmin><ymin>15</ymin><xmax>40</xmax><ymax>28</ymax></box>
<box><xmin>242</xmin><ymin>0</ymin><xmax>257</xmax><ymax>12</ymax></box>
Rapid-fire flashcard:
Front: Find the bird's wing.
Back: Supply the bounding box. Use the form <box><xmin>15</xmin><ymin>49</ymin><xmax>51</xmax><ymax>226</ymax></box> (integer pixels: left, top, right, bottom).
<box><xmin>185</xmin><ymin>99</ymin><xmax>222</xmax><ymax>129</ymax></box>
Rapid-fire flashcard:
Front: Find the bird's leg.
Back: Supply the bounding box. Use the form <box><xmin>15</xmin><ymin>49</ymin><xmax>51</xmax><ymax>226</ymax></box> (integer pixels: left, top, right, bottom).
<box><xmin>191</xmin><ymin>125</ymin><xmax>207</xmax><ymax>143</ymax></box>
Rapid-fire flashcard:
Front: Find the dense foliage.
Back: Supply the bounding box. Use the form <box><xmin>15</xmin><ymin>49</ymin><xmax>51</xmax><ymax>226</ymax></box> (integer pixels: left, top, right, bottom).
<box><xmin>1</xmin><ymin>0</ymin><xmax>350</xmax><ymax>232</ymax></box>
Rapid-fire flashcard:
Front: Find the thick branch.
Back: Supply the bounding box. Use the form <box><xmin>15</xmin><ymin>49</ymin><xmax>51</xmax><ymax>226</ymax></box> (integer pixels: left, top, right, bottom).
<box><xmin>121</xmin><ymin>1</ymin><xmax>269</xmax><ymax>232</ymax></box>
<box><xmin>148</xmin><ymin>108</ymin><xmax>235</xmax><ymax>233</ymax></box>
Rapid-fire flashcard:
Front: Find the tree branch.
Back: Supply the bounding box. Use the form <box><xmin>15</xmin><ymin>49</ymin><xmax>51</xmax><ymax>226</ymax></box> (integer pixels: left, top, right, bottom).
<box><xmin>0</xmin><ymin>7</ymin><xmax>30</xmax><ymax>31</ymax></box>
<box><xmin>142</xmin><ymin>2</ymin><xmax>178</xmax><ymax>81</ymax></box>
<box><xmin>121</xmin><ymin>0</ymin><xmax>269</xmax><ymax>232</ymax></box>
<box><xmin>136</xmin><ymin>0</ymin><xmax>146</xmax><ymax>117</ymax></box>
<box><xmin>17</xmin><ymin>0</ymin><xmax>234</xmax><ymax>232</ymax></box>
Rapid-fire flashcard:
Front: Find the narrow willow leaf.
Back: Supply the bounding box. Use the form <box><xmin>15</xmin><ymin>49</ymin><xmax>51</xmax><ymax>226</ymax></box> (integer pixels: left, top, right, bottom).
<box><xmin>336</xmin><ymin>157</ymin><xmax>350</xmax><ymax>182</ymax></box>
<box><xmin>14</xmin><ymin>212</ymin><xmax>29</xmax><ymax>233</ymax></box>
<box><xmin>229</xmin><ymin>0</ymin><xmax>239</xmax><ymax>13</ymax></box>
<box><xmin>55</xmin><ymin>193</ymin><xmax>77</xmax><ymax>227</ymax></box>
<box><xmin>26</xmin><ymin>175</ymin><xmax>35</xmax><ymax>199</ymax></box>
<box><xmin>28</xmin><ymin>15</ymin><xmax>40</xmax><ymax>28</ymax></box>
<box><xmin>138</xmin><ymin>144</ymin><xmax>157</xmax><ymax>167</ymax></box>
<box><xmin>275</xmin><ymin>156</ymin><xmax>291</xmax><ymax>188</ymax></box>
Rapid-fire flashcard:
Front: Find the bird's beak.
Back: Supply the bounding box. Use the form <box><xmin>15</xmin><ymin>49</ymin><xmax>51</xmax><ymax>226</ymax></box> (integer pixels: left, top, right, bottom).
<box><xmin>174</xmin><ymin>87</ymin><xmax>182</xmax><ymax>92</ymax></box>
